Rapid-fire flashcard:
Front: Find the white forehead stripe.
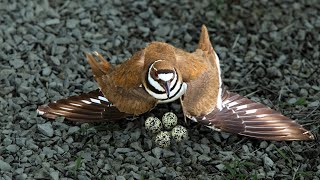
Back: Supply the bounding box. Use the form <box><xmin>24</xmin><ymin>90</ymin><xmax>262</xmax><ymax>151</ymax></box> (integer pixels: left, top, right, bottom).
<box><xmin>158</xmin><ymin>73</ymin><xmax>174</xmax><ymax>81</ymax></box>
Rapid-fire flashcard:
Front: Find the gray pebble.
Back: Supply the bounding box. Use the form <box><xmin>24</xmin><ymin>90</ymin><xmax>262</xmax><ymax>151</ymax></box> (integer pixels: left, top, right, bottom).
<box><xmin>114</xmin><ymin>148</ymin><xmax>133</xmax><ymax>154</ymax></box>
<box><xmin>50</xmin><ymin>171</ymin><xmax>59</xmax><ymax>180</ymax></box>
<box><xmin>45</xmin><ymin>18</ymin><xmax>60</xmax><ymax>25</ymax></box>
<box><xmin>162</xmin><ymin>149</ymin><xmax>175</xmax><ymax>158</ymax></box>
<box><xmin>154</xmin><ymin>25</ymin><xmax>171</xmax><ymax>37</ymax></box>
<box><xmin>116</xmin><ymin>176</ymin><xmax>126</xmax><ymax>180</ymax></box>
<box><xmin>130</xmin><ymin>142</ymin><xmax>144</xmax><ymax>152</ymax></box>
<box><xmin>0</xmin><ymin>69</ymin><xmax>15</xmax><ymax>80</ymax></box>
<box><xmin>308</xmin><ymin>100</ymin><xmax>319</xmax><ymax>107</ymax></box>
<box><xmin>77</xmin><ymin>175</ymin><xmax>90</xmax><ymax>180</ymax></box>
<box><xmin>50</xmin><ymin>56</ymin><xmax>61</xmax><ymax>66</ymax></box>
<box><xmin>42</xmin><ymin>66</ymin><xmax>51</xmax><ymax>76</ymax></box>
<box><xmin>299</xmin><ymin>88</ymin><xmax>308</xmax><ymax>97</ymax></box>
<box><xmin>6</xmin><ymin>144</ymin><xmax>19</xmax><ymax>153</ymax></box>
<box><xmin>213</xmin><ymin>132</ymin><xmax>221</xmax><ymax>143</ymax></box>
<box><xmin>184</xmin><ymin>33</ymin><xmax>192</xmax><ymax>42</ymax></box>
<box><xmin>264</xmin><ymin>156</ymin><xmax>274</xmax><ymax>167</ymax></box>
<box><xmin>287</xmin><ymin>98</ymin><xmax>297</xmax><ymax>105</ymax></box>
<box><xmin>67</xmin><ymin>126</ymin><xmax>80</xmax><ymax>135</ymax></box>
<box><xmin>37</xmin><ymin>123</ymin><xmax>54</xmax><ymax>137</ymax></box>
<box><xmin>66</xmin><ymin>19</ymin><xmax>79</xmax><ymax>28</ymax></box>
<box><xmin>10</xmin><ymin>59</ymin><xmax>24</xmax><ymax>69</ymax></box>
<box><xmin>267</xmin><ymin>66</ymin><xmax>282</xmax><ymax>78</ymax></box>
<box><xmin>0</xmin><ymin>160</ymin><xmax>12</xmax><ymax>171</ymax></box>
<box><xmin>152</xmin><ymin>147</ymin><xmax>162</xmax><ymax>159</ymax></box>
<box><xmin>198</xmin><ymin>154</ymin><xmax>211</xmax><ymax>162</ymax></box>
<box><xmin>215</xmin><ymin>164</ymin><xmax>225</xmax><ymax>171</ymax></box>
<box><xmin>16</xmin><ymin>174</ymin><xmax>27</xmax><ymax>180</ymax></box>
<box><xmin>259</xmin><ymin>141</ymin><xmax>268</xmax><ymax>149</ymax></box>
<box><xmin>3</xmin><ymin>137</ymin><xmax>13</xmax><ymax>146</ymax></box>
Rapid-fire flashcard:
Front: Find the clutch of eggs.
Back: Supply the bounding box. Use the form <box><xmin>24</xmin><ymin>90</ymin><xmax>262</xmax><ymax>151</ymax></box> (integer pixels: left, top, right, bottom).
<box><xmin>145</xmin><ymin>112</ymin><xmax>188</xmax><ymax>148</ymax></box>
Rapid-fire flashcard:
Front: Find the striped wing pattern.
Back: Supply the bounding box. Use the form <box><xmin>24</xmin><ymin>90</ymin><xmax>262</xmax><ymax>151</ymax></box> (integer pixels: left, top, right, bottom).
<box><xmin>195</xmin><ymin>88</ymin><xmax>315</xmax><ymax>141</ymax></box>
<box><xmin>37</xmin><ymin>90</ymin><xmax>132</xmax><ymax>122</ymax></box>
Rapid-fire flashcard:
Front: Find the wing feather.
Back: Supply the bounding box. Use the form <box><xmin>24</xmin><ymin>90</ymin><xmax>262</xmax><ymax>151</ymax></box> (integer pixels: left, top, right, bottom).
<box><xmin>37</xmin><ymin>90</ymin><xmax>132</xmax><ymax>122</ymax></box>
<box><xmin>195</xmin><ymin>89</ymin><xmax>315</xmax><ymax>141</ymax></box>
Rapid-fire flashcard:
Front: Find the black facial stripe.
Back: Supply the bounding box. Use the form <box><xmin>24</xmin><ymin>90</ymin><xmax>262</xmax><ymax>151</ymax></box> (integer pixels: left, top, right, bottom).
<box><xmin>170</xmin><ymin>72</ymin><xmax>178</xmax><ymax>91</ymax></box>
<box><xmin>169</xmin><ymin>83</ymin><xmax>183</xmax><ymax>100</ymax></box>
<box><xmin>157</xmin><ymin>69</ymin><xmax>175</xmax><ymax>74</ymax></box>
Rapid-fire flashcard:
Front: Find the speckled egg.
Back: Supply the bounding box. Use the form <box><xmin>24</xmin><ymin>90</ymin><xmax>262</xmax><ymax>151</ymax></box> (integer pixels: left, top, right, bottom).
<box><xmin>171</xmin><ymin>125</ymin><xmax>188</xmax><ymax>142</ymax></box>
<box><xmin>154</xmin><ymin>131</ymin><xmax>171</xmax><ymax>148</ymax></box>
<box><xmin>144</xmin><ymin>117</ymin><xmax>162</xmax><ymax>134</ymax></box>
<box><xmin>161</xmin><ymin>112</ymin><xmax>178</xmax><ymax>130</ymax></box>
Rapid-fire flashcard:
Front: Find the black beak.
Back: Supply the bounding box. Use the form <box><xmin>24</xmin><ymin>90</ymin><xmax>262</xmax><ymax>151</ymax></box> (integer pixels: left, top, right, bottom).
<box><xmin>162</xmin><ymin>81</ymin><xmax>171</xmax><ymax>98</ymax></box>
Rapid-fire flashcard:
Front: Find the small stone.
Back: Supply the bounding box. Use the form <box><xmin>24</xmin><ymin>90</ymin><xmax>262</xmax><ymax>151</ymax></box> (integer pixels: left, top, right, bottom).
<box><xmin>46</xmin><ymin>18</ymin><xmax>60</xmax><ymax>25</ymax></box>
<box><xmin>309</xmin><ymin>101</ymin><xmax>319</xmax><ymax>107</ymax></box>
<box><xmin>10</xmin><ymin>59</ymin><xmax>24</xmax><ymax>69</ymax></box>
<box><xmin>213</xmin><ymin>132</ymin><xmax>221</xmax><ymax>142</ymax></box>
<box><xmin>264</xmin><ymin>156</ymin><xmax>274</xmax><ymax>167</ymax></box>
<box><xmin>50</xmin><ymin>56</ymin><xmax>61</xmax><ymax>66</ymax></box>
<box><xmin>215</xmin><ymin>164</ymin><xmax>225</xmax><ymax>171</ymax></box>
<box><xmin>42</xmin><ymin>66</ymin><xmax>51</xmax><ymax>76</ymax></box>
<box><xmin>255</xmin><ymin>67</ymin><xmax>266</xmax><ymax>78</ymax></box>
<box><xmin>154</xmin><ymin>25</ymin><xmax>171</xmax><ymax>37</ymax></box>
<box><xmin>260</xmin><ymin>141</ymin><xmax>268</xmax><ymax>149</ymax></box>
<box><xmin>130</xmin><ymin>142</ymin><xmax>144</xmax><ymax>152</ymax></box>
<box><xmin>287</xmin><ymin>98</ymin><xmax>297</xmax><ymax>105</ymax></box>
<box><xmin>162</xmin><ymin>149</ymin><xmax>175</xmax><ymax>158</ymax></box>
<box><xmin>38</xmin><ymin>123</ymin><xmax>54</xmax><ymax>137</ymax></box>
<box><xmin>152</xmin><ymin>147</ymin><xmax>162</xmax><ymax>159</ymax></box>
<box><xmin>299</xmin><ymin>88</ymin><xmax>308</xmax><ymax>97</ymax></box>
<box><xmin>66</xmin><ymin>19</ymin><xmax>79</xmax><ymax>28</ymax></box>
<box><xmin>242</xmin><ymin>145</ymin><xmax>249</xmax><ymax>153</ymax></box>
<box><xmin>184</xmin><ymin>33</ymin><xmax>192</xmax><ymax>42</ymax></box>
<box><xmin>6</xmin><ymin>144</ymin><xmax>19</xmax><ymax>153</ymax></box>
<box><xmin>116</xmin><ymin>176</ymin><xmax>126</xmax><ymax>180</ymax></box>
<box><xmin>198</xmin><ymin>154</ymin><xmax>211</xmax><ymax>162</ymax></box>
<box><xmin>267</xmin><ymin>66</ymin><xmax>282</xmax><ymax>78</ymax></box>
<box><xmin>220</xmin><ymin>132</ymin><xmax>231</xmax><ymax>139</ymax></box>
<box><xmin>78</xmin><ymin>175</ymin><xmax>90</xmax><ymax>180</ymax></box>
<box><xmin>16</xmin><ymin>138</ymin><xmax>26</xmax><ymax>147</ymax></box>
<box><xmin>67</xmin><ymin>126</ymin><xmax>80</xmax><ymax>135</ymax></box>
<box><xmin>114</xmin><ymin>148</ymin><xmax>133</xmax><ymax>154</ymax></box>
<box><xmin>16</xmin><ymin>174</ymin><xmax>27</xmax><ymax>180</ymax></box>
<box><xmin>50</xmin><ymin>171</ymin><xmax>59</xmax><ymax>180</ymax></box>
<box><xmin>0</xmin><ymin>160</ymin><xmax>12</xmax><ymax>171</ymax></box>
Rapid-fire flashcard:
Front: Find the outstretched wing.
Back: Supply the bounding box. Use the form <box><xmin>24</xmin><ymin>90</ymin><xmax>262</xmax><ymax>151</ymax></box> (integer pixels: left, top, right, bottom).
<box><xmin>37</xmin><ymin>90</ymin><xmax>132</xmax><ymax>122</ymax></box>
<box><xmin>192</xmin><ymin>88</ymin><xmax>315</xmax><ymax>141</ymax></box>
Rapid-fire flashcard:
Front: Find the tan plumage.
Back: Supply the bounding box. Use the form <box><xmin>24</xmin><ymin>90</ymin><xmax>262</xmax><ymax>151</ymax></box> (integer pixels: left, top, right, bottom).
<box><xmin>37</xmin><ymin>25</ymin><xmax>315</xmax><ymax>141</ymax></box>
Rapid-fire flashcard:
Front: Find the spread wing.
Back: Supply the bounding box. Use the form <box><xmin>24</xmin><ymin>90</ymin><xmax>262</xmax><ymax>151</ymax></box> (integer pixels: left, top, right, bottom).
<box><xmin>37</xmin><ymin>90</ymin><xmax>132</xmax><ymax>122</ymax></box>
<box><xmin>192</xmin><ymin>87</ymin><xmax>315</xmax><ymax>141</ymax></box>
<box><xmin>86</xmin><ymin>51</ymin><xmax>157</xmax><ymax>115</ymax></box>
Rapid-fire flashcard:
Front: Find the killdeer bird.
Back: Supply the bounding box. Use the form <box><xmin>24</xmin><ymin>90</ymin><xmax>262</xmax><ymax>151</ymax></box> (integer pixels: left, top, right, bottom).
<box><xmin>38</xmin><ymin>25</ymin><xmax>315</xmax><ymax>141</ymax></box>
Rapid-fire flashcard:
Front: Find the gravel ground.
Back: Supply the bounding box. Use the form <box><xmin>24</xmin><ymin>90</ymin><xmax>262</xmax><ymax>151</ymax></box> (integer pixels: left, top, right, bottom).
<box><xmin>1</xmin><ymin>0</ymin><xmax>320</xmax><ymax>179</ymax></box>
